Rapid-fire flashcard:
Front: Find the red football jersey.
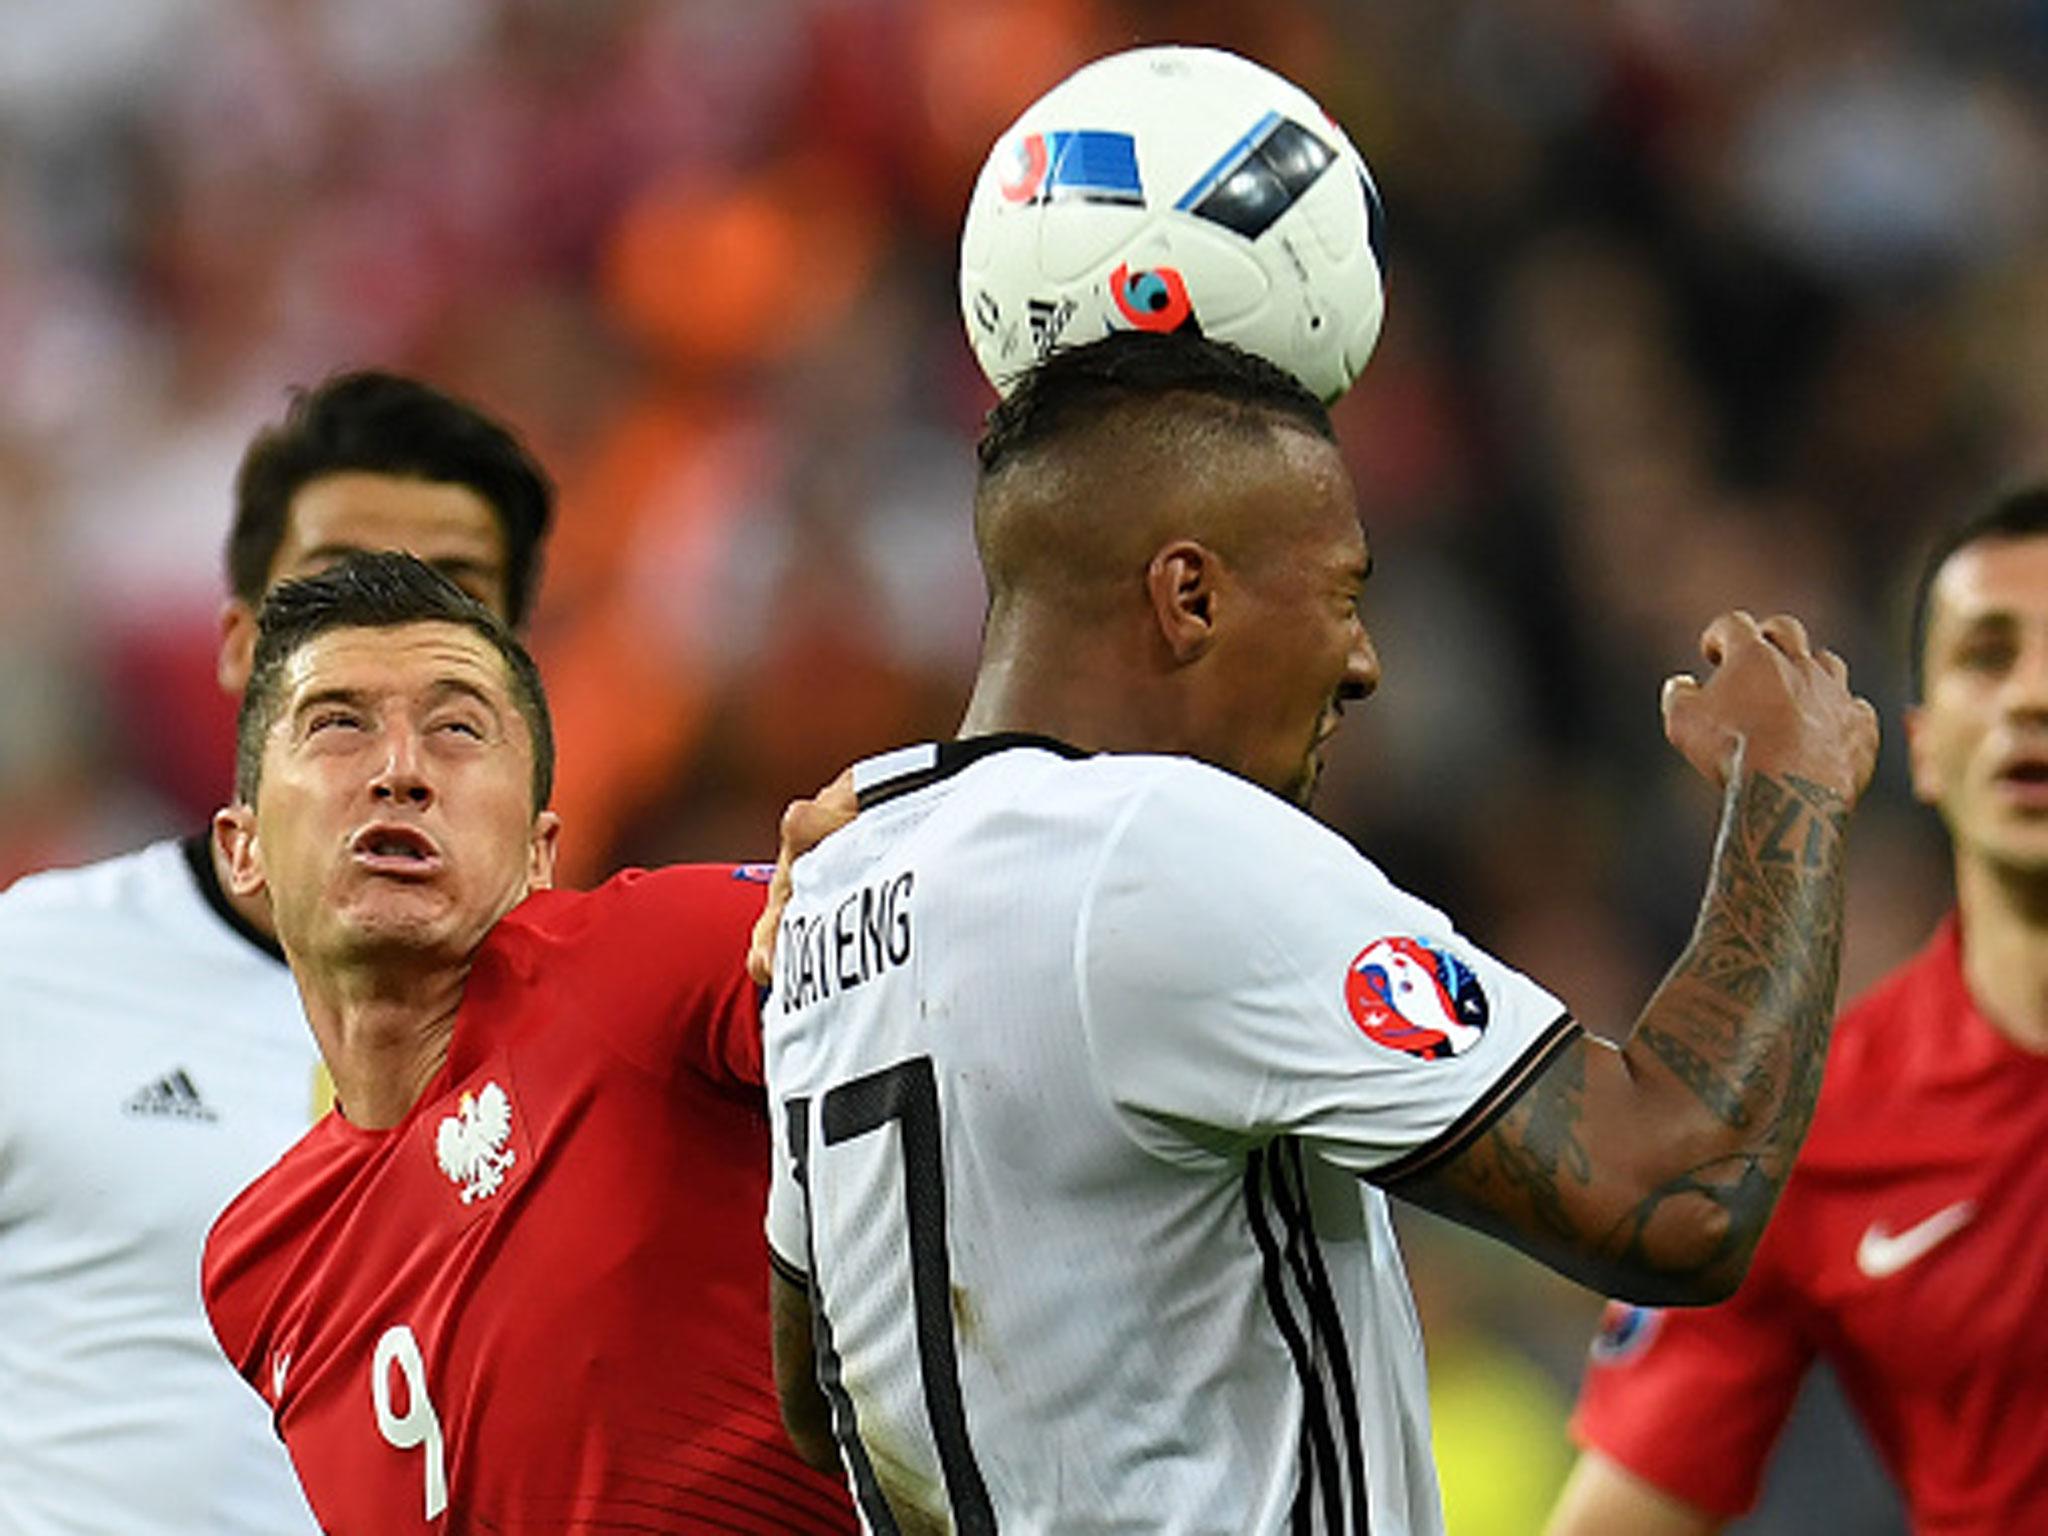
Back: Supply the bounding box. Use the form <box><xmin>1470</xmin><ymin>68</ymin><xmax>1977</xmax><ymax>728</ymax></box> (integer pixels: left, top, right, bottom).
<box><xmin>203</xmin><ymin>865</ymin><xmax>854</xmax><ymax>1535</ymax></box>
<box><xmin>1571</xmin><ymin>916</ymin><xmax>2048</xmax><ymax>1532</ymax></box>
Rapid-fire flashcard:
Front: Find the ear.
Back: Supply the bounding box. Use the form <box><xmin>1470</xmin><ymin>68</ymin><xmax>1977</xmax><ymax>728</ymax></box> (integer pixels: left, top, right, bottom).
<box><xmin>527</xmin><ymin>811</ymin><xmax>563</xmax><ymax>892</ymax></box>
<box><xmin>1903</xmin><ymin>703</ymin><xmax>1940</xmax><ymax>805</ymax></box>
<box><xmin>1145</xmin><ymin>540</ymin><xmax>1223</xmax><ymax>665</ymax></box>
<box><xmin>214</xmin><ymin>804</ymin><xmax>266</xmax><ymax>898</ymax></box>
<box><xmin>218</xmin><ymin>598</ymin><xmax>258</xmax><ymax>697</ymax></box>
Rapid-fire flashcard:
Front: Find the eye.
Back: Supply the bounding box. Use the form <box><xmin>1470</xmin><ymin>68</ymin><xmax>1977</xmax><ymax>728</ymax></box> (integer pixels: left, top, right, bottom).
<box><xmin>434</xmin><ymin>716</ymin><xmax>486</xmax><ymax>740</ymax></box>
<box><xmin>1952</xmin><ymin>637</ymin><xmax>2014</xmax><ymax>673</ymax></box>
<box><xmin>306</xmin><ymin>710</ymin><xmax>362</xmax><ymax>735</ymax></box>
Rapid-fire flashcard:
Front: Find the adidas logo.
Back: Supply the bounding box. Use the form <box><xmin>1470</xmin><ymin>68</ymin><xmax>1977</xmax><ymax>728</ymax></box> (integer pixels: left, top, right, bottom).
<box><xmin>1027</xmin><ymin>296</ymin><xmax>1077</xmax><ymax>358</ymax></box>
<box><xmin>124</xmin><ymin>1068</ymin><xmax>218</xmax><ymax>1122</ymax></box>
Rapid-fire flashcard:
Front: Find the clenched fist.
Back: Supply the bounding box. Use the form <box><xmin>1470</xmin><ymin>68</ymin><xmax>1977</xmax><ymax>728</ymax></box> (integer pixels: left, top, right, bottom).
<box><xmin>1662</xmin><ymin>611</ymin><xmax>1880</xmax><ymax>804</ymax></box>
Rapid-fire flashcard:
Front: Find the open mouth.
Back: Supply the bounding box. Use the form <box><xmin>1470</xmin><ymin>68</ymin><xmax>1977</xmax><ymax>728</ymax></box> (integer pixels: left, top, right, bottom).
<box><xmin>1991</xmin><ymin>756</ymin><xmax>2048</xmax><ymax>814</ymax></box>
<box><xmin>350</xmin><ymin>823</ymin><xmax>441</xmax><ymax>874</ymax></box>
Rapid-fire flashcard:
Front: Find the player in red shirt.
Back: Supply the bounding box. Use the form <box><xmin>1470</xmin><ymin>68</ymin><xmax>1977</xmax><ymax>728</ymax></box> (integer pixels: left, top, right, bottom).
<box><xmin>1547</xmin><ymin>484</ymin><xmax>2048</xmax><ymax>1536</ymax></box>
<box><xmin>202</xmin><ymin>551</ymin><xmax>853</xmax><ymax>1533</ymax></box>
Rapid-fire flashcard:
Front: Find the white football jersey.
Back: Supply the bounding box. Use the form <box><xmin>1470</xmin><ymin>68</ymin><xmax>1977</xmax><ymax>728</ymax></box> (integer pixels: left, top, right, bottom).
<box><xmin>0</xmin><ymin>838</ymin><xmax>321</xmax><ymax>1535</ymax></box>
<box><xmin>765</xmin><ymin>739</ymin><xmax>1576</xmax><ymax>1536</ymax></box>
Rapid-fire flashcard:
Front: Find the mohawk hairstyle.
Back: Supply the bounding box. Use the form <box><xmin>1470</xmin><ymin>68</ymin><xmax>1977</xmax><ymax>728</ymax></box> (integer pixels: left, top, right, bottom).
<box><xmin>976</xmin><ymin>331</ymin><xmax>1336</xmax><ymax>479</ymax></box>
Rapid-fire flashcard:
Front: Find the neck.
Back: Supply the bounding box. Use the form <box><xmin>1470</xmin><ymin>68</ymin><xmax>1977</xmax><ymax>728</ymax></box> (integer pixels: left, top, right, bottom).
<box><xmin>961</xmin><ymin>618</ymin><xmax>1183</xmax><ymax>756</ymax></box>
<box><xmin>1955</xmin><ymin>857</ymin><xmax>2048</xmax><ymax>1052</ymax></box>
<box><xmin>297</xmin><ymin>956</ymin><xmax>469</xmax><ymax>1129</ymax></box>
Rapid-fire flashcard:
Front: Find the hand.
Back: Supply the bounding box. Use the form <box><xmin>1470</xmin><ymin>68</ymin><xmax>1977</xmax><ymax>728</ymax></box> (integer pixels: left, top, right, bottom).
<box><xmin>746</xmin><ymin>769</ymin><xmax>859</xmax><ymax>986</ymax></box>
<box><xmin>1662</xmin><ymin>611</ymin><xmax>1879</xmax><ymax>804</ymax></box>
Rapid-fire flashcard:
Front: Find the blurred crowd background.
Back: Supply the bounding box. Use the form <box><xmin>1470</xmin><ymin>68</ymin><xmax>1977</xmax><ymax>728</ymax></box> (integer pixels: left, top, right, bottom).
<box><xmin>8</xmin><ymin>0</ymin><xmax>2047</xmax><ymax>1529</ymax></box>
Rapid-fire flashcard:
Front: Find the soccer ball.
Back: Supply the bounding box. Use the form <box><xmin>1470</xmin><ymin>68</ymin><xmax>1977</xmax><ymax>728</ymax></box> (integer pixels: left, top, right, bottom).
<box><xmin>959</xmin><ymin>45</ymin><xmax>1386</xmax><ymax>404</ymax></box>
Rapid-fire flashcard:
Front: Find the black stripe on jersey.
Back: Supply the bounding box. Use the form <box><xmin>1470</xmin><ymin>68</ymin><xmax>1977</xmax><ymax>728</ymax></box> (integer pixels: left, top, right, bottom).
<box><xmin>1371</xmin><ymin>1013</ymin><xmax>1581</xmax><ymax>1189</ymax></box>
<box><xmin>786</xmin><ymin>1100</ymin><xmax>900</xmax><ymax>1532</ymax></box>
<box><xmin>767</xmin><ymin>1243</ymin><xmax>809</xmax><ymax>1289</ymax></box>
<box><xmin>1270</xmin><ymin>1140</ymin><xmax>1370</xmax><ymax>1535</ymax></box>
<box><xmin>856</xmin><ymin>733</ymin><xmax>1090</xmax><ymax>811</ymax></box>
<box><xmin>1246</xmin><ymin>1147</ymin><xmax>1356</xmax><ymax>1535</ymax></box>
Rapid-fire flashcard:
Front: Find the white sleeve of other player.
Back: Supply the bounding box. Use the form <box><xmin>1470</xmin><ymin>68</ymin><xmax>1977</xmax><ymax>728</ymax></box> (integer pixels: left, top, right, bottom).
<box><xmin>1076</xmin><ymin>764</ymin><xmax>1575</xmax><ymax>1178</ymax></box>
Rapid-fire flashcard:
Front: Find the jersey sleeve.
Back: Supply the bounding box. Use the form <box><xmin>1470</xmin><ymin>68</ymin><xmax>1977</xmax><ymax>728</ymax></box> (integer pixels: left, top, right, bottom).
<box><xmin>765</xmin><ymin>1079</ymin><xmax>808</xmax><ymax>1282</ymax></box>
<box><xmin>1076</xmin><ymin>765</ymin><xmax>1574</xmax><ymax>1175</ymax></box>
<box><xmin>561</xmin><ymin>864</ymin><xmax>771</xmax><ymax>1089</ymax></box>
<box><xmin>199</xmin><ymin>1200</ymin><xmax>263</xmax><ymax>1393</ymax></box>
<box><xmin>1569</xmin><ymin>1254</ymin><xmax>1814</xmax><ymax>1519</ymax></box>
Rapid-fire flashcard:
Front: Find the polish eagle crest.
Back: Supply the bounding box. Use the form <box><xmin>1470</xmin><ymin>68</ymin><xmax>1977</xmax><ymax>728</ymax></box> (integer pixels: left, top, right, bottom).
<box><xmin>435</xmin><ymin>1082</ymin><xmax>516</xmax><ymax>1203</ymax></box>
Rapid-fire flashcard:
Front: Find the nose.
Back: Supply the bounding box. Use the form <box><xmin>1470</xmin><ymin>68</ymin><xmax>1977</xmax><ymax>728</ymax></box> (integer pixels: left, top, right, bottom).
<box><xmin>368</xmin><ymin>726</ymin><xmax>434</xmax><ymax>807</ymax></box>
<box><xmin>1342</xmin><ymin>627</ymin><xmax>1380</xmax><ymax>703</ymax></box>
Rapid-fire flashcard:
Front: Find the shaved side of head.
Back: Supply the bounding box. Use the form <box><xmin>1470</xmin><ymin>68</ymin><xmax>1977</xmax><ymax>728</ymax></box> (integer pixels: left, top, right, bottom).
<box><xmin>974</xmin><ymin>334</ymin><xmax>1338</xmax><ymax>626</ymax></box>
<box><xmin>975</xmin><ymin>400</ymin><xmax>1323</xmax><ymax>620</ymax></box>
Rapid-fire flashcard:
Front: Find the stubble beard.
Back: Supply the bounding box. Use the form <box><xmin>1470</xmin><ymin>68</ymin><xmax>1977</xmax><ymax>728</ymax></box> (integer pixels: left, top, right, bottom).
<box><xmin>1979</xmin><ymin>842</ymin><xmax>2048</xmax><ymax>923</ymax></box>
<box><xmin>1287</xmin><ymin>738</ymin><xmax>1326</xmax><ymax>810</ymax></box>
<box><xmin>1292</xmin><ymin>701</ymin><xmax>1348</xmax><ymax>809</ymax></box>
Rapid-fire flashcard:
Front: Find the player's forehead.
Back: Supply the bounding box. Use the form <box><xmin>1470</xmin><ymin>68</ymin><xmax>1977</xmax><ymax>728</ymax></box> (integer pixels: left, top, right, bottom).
<box><xmin>1927</xmin><ymin>534</ymin><xmax>2048</xmax><ymax>636</ymax></box>
<box><xmin>1267</xmin><ymin>420</ymin><xmax>1356</xmax><ymax>516</ymax></box>
<box><xmin>277</xmin><ymin>621</ymin><xmax>514</xmax><ymax>709</ymax></box>
<box><xmin>275</xmin><ymin>472</ymin><xmax>511</xmax><ymax>616</ymax></box>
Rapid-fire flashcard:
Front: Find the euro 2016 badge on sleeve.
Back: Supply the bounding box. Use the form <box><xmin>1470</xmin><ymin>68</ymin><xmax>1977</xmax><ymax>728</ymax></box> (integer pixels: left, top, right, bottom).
<box><xmin>1590</xmin><ymin>1301</ymin><xmax>1663</xmax><ymax>1363</ymax></box>
<box><xmin>1344</xmin><ymin>935</ymin><xmax>1490</xmax><ymax>1060</ymax></box>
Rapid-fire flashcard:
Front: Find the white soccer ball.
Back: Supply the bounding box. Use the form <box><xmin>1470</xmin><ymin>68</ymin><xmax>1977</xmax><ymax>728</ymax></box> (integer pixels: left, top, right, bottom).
<box><xmin>959</xmin><ymin>45</ymin><xmax>1387</xmax><ymax>404</ymax></box>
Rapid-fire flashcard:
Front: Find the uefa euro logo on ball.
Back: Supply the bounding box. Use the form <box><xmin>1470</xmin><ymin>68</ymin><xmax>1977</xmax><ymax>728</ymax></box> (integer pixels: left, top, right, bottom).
<box><xmin>959</xmin><ymin>45</ymin><xmax>1388</xmax><ymax>404</ymax></box>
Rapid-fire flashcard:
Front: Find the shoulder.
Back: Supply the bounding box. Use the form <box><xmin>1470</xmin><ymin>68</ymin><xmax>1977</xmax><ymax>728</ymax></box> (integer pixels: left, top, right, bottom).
<box><xmin>496</xmin><ymin>864</ymin><xmax>769</xmax><ymax>953</ymax></box>
<box><xmin>476</xmin><ymin>866</ymin><xmax>764</xmax><ymax>1079</ymax></box>
<box><xmin>1078</xmin><ymin>755</ymin><xmax>1418</xmax><ymax>921</ymax></box>
<box><xmin>1823</xmin><ymin>922</ymin><xmax>1959</xmax><ymax>1091</ymax></box>
<box><xmin>202</xmin><ymin>1118</ymin><xmax>345</xmax><ymax>1305</ymax></box>
<box><xmin>1073</xmin><ymin>758</ymin><xmax>1459</xmax><ymax>1018</ymax></box>
<box><xmin>1782</xmin><ymin>923</ymin><xmax>1959</xmax><ymax>1170</ymax></box>
<box><xmin>0</xmin><ymin>840</ymin><xmax>221</xmax><ymax>966</ymax></box>
<box><xmin>0</xmin><ymin>840</ymin><xmax>175</xmax><ymax>919</ymax></box>
<box><xmin>1069</xmin><ymin>751</ymin><xmax>1314</xmax><ymax>825</ymax></box>
<box><xmin>201</xmin><ymin>1125</ymin><xmax>344</xmax><ymax>1378</ymax></box>
<box><xmin>1839</xmin><ymin>921</ymin><xmax>1953</xmax><ymax>1028</ymax></box>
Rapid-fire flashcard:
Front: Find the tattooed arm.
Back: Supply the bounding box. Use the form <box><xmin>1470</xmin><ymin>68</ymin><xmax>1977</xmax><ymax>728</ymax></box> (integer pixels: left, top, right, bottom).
<box><xmin>1391</xmin><ymin>613</ymin><xmax>1878</xmax><ymax>1305</ymax></box>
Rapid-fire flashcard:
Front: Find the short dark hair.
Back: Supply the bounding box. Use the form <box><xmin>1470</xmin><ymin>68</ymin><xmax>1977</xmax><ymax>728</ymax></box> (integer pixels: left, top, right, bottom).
<box><xmin>229</xmin><ymin>371</ymin><xmax>554</xmax><ymax>625</ymax></box>
<box><xmin>976</xmin><ymin>331</ymin><xmax>1336</xmax><ymax>479</ymax></box>
<box><xmin>1908</xmin><ymin>481</ymin><xmax>2048</xmax><ymax>699</ymax></box>
<box><xmin>236</xmin><ymin>551</ymin><xmax>555</xmax><ymax>810</ymax></box>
